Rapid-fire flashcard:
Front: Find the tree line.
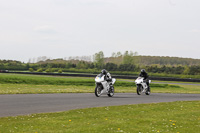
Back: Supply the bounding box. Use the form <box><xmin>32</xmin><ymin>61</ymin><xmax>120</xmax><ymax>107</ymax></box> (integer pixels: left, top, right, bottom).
<box><xmin>0</xmin><ymin>51</ymin><xmax>200</xmax><ymax>75</ymax></box>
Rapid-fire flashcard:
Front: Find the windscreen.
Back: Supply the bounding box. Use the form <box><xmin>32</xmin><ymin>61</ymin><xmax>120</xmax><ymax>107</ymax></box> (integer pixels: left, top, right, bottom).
<box><xmin>97</xmin><ymin>73</ymin><xmax>104</xmax><ymax>78</ymax></box>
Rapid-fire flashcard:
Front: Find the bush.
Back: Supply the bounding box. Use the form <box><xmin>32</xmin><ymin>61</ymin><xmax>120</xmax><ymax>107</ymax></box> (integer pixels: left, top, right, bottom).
<box><xmin>51</xmin><ymin>68</ymin><xmax>57</xmax><ymax>72</ymax></box>
<box><xmin>37</xmin><ymin>68</ymin><xmax>43</xmax><ymax>72</ymax></box>
<box><xmin>29</xmin><ymin>68</ymin><xmax>34</xmax><ymax>72</ymax></box>
<box><xmin>45</xmin><ymin>68</ymin><xmax>52</xmax><ymax>73</ymax></box>
<box><xmin>58</xmin><ymin>69</ymin><xmax>62</xmax><ymax>73</ymax></box>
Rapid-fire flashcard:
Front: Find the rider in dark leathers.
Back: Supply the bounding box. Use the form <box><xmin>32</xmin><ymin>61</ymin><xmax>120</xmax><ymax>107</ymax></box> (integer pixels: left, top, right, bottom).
<box><xmin>101</xmin><ymin>69</ymin><xmax>112</xmax><ymax>82</ymax></box>
<box><xmin>139</xmin><ymin>69</ymin><xmax>150</xmax><ymax>90</ymax></box>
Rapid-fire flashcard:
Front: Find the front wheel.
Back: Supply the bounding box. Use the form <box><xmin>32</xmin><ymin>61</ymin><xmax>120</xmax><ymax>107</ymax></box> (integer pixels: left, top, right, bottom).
<box><xmin>95</xmin><ymin>85</ymin><xmax>102</xmax><ymax>97</ymax></box>
<box><xmin>137</xmin><ymin>85</ymin><xmax>142</xmax><ymax>95</ymax></box>
<box><xmin>108</xmin><ymin>86</ymin><xmax>114</xmax><ymax>97</ymax></box>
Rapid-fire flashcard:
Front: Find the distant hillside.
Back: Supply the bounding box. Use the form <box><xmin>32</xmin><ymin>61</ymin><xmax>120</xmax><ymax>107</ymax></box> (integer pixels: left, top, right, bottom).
<box><xmin>37</xmin><ymin>59</ymin><xmax>82</xmax><ymax>64</ymax></box>
<box><xmin>34</xmin><ymin>55</ymin><xmax>200</xmax><ymax>66</ymax></box>
<box><xmin>1</xmin><ymin>55</ymin><xmax>200</xmax><ymax>67</ymax></box>
<box><xmin>1</xmin><ymin>55</ymin><xmax>200</xmax><ymax>76</ymax></box>
<box><xmin>0</xmin><ymin>60</ymin><xmax>23</xmax><ymax>64</ymax></box>
<box><xmin>105</xmin><ymin>56</ymin><xmax>200</xmax><ymax>66</ymax></box>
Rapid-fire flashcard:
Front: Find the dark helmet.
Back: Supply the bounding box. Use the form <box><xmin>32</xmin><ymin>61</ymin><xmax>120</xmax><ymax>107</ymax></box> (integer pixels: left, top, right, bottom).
<box><xmin>101</xmin><ymin>69</ymin><xmax>107</xmax><ymax>75</ymax></box>
<box><xmin>141</xmin><ymin>69</ymin><xmax>146</xmax><ymax>74</ymax></box>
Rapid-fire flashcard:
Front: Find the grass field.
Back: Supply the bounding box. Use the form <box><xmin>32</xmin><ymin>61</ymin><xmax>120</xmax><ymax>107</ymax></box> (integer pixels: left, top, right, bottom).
<box><xmin>0</xmin><ymin>73</ymin><xmax>200</xmax><ymax>94</ymax></box>
<box><xmin>0</xmin><ymin>73</ymin><xmax>199</xmax><ymax>132</ymax></box>
<box><xmin>12</xmin><ymin>69</ymin><xmax>200</xmax><ymax>79</ymax></box>
<box><xmin>0</xmin><ymin>101</ymin><xmax>199</xmax><ymax>133</ymax></box>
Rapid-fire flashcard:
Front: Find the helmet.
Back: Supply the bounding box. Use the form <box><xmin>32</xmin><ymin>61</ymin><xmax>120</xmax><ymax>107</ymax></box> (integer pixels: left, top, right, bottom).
<box><xmin>101</xmin><ymin>69</ymin><xmax>107</xmax><ymax>75</ymax></box>
<box><xmin>141</xmin><ymin>69</ymin><xmax>146</xmax><ymax>73</ymax></box>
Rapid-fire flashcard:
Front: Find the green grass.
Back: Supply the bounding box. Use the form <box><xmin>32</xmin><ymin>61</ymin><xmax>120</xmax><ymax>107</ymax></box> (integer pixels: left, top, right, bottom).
<box><xmin>11</xmin><ymin>68</ymin><xmax>200</xmax><ymax>79</ymax></box>
<box><xmin>119</xmin><ymin>79</ymin><xmax>196</xmax><ymax>84</ymax></box>
<box><xmin>0</xmin><ymin>84</ymin><xmax>186</xmax><ymax>94</ymax></box>
<box><xmin>59</xmin><ymin>69</ymin><xmax>200</xmax><ymax>79</ymax></box>
<box><xmin>0</xmin><ymin>73</ymin><xmax>200</xmax><ymax>94</ymax></box>
<box><xmin>0</xmin><ymin>84</ymin><xmax>93</xmax><ymax>94</ymax></box>
<box><xmin>0</xmin><ymin>73</ymin><xmax>95</xmax><ymax>86</ymax></box>
<box><xmin>0</xmin><ymin>73</ymin><xmax>135</xmax><ymax>87</ymax></box>
<box><xmin>152</xmin><ymin>84</ymin><xmax>200</xmax><ymax>94</ymax></box>
<box><xmin>0</xmin><ymin>101</ymin><xmax>199</xmax><ymax>133</ymax></box>
<box><xmin>0</xmin><ymin>73</ymin><xmax>183</xmax><ymax>88</ymax></box>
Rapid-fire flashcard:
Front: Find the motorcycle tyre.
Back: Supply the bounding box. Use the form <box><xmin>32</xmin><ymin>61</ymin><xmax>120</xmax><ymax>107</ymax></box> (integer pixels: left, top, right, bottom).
<box><xmin>145</xmin><ymin>87</ymin><xmax>151</xmax><ymax>95</ymax></box>
<box><xmin>108</xmin><ymin>86</ymin><xmax>114</xmax><ymax>97</ymax></box>
<box><xmin>137</xmin><ymin>85</ymin><xmax>142</xmax><ymax>95</ymax></box>
<box><xmin>95</xmin><ymin>86</ymin><xmax>102</xmax><ymax>97</ymax></box>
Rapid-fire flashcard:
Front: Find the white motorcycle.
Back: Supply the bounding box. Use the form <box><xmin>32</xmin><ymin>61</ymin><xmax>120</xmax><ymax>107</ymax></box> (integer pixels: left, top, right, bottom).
<box><xmin>95</xmin><ymin>73</ymin><xmax>116</xmax><ymax>97</ymax></box>
<box><xmin>135</xmin><ymin>77</ymin><xmax>151</xmax><ymax>95</ymax></box>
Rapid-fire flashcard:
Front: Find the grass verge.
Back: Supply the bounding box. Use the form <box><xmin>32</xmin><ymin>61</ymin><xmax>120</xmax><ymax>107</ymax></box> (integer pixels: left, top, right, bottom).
<box><xmin>0</xmin><ymin>101</ymin><xmax>199</xmax><ymax>133</ymax></box>
<box><xmin>0</xmin><ymin>83</ymin><xmax>200</xmax><ymax>94</ymax></box>
<box><xmin>0</xmin><ymin>73</ymin><xmax>200</xmax><ymax>94</ymax></box>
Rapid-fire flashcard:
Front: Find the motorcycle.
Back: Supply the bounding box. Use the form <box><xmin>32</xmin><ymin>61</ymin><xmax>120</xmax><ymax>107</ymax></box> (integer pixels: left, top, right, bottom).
<box><xmin>94</xmin><ymin>73</ymin><xmax>116</xmax><ymax>97</ymax></box>
<box><xmin>135</xmin><ymin>77</ymin><xmax>151</xmax><ymax>95</ymax></box>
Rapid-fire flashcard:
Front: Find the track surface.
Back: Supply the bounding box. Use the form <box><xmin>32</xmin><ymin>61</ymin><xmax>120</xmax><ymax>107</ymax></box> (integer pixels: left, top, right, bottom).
<box><xmin>0</xmin><ymin>93</ymin><xmax>200</xmax><ymax>117</ymax></box>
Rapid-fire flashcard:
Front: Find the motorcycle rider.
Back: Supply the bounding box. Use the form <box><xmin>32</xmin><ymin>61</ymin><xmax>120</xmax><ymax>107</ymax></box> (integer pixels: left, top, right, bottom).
<box><xmin>101</xmin><ymin>69</ymin><xmax>112</xmax><ymax>82</ymax></box>
<box><xmin>139</xmin><ymin>69</ymin><xmax>150</xmax><ymax>90</ymax></box>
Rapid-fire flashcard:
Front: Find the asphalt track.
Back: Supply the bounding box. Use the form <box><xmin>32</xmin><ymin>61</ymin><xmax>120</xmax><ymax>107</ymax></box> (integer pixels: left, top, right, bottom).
<box><xmin>0</xmin><ymin>93</ymin><xmax>200</xmax><ymax>117</ymax></box>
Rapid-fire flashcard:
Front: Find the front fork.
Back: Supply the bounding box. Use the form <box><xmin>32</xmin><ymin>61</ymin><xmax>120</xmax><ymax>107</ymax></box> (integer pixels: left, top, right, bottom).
<box><xmin>137</xmin><ymin>84</ymin><xmax>145</xmax><ymax>92</ymax></box>
<box><xmin>96</xmin><ymin>83</ymin><xmax>103</xmax><ymax>91</ymax></box>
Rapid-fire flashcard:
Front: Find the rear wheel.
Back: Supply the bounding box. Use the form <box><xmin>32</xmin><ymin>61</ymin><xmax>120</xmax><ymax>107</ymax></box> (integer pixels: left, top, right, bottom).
<box><xmin>137</xmin><ymin>85</ymin><xmax>142</xmax><ymax>95</ymax></box>
<box><xmin>108</xmin><ymin>86</ymin><xmax>114</xmax><ymax>97</ymax></box>
<box><xmin>95</xmin><ymin>85</ymin><xmax>102</xmax><ymax>97</ymax></box>
<box><xmin>145</xmin><ymin>87</ymin><xmax>150</xmax><ymax>95</ymax></box>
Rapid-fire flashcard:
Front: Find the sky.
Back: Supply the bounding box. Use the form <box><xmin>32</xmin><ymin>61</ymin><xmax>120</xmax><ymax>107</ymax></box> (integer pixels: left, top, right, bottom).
<box><xmin>0</xmin><ymin>0</ymin><xmax>200</xmax><ymax>62</ymax></box>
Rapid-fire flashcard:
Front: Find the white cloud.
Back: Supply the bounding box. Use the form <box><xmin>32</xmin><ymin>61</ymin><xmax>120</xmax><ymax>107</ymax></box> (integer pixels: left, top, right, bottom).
<box><xmin>189</xmin><ymin>29</ymin><xmax>200</xmax><ymax>33</ymax></box>
<box><xmin>33</xmin><ymin>25</ymin><xmax>57</xmax><ymax>34</ymax></box>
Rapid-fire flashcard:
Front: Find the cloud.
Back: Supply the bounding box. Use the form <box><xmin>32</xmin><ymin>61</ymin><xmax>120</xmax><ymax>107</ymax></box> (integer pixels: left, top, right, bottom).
<box><xmin>33</xmin><ymin>25</ymin><xmax>57</xmax><ymax>34</ymax></box>
<box><xmin>189</xmin><ymin>29</ymin><xmax>200</xmax><ymax>33</ymax></box>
